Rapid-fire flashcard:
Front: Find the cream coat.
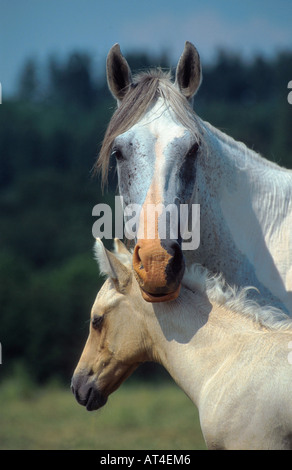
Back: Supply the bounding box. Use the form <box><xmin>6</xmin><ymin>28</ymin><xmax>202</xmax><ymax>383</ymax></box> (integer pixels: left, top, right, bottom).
<box><xmin>72</xmin><ymin>240</ymin><xmax>292</xmax><ymax>450</ymax></box>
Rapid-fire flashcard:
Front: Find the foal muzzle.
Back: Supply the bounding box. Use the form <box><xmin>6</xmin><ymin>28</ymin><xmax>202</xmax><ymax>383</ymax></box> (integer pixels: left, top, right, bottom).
<box><xmin>71</xmin><ymin>372</ymin><xmax>107</xmax><ymax>411</ymax></box>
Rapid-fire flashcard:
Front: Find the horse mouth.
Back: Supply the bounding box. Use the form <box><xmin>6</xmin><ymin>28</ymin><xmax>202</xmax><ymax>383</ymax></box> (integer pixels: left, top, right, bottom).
<box><xmin>71</xmin><ymin>379</ymin><xmax>108</xmax><ymax>411</ymax></box>
<box><xmin>140</xmin><ymin>285</ymin><xmax>181</xmax><ymax>303</ymax></box>
<box><xmin>85</xmin><ymin>388</ymin><xmax>108</xmax><ymax>411</ymax></box>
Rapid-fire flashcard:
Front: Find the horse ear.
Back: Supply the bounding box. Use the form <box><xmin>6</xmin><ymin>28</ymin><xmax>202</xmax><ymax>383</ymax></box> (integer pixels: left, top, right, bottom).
<box><xmin>113</xmin><ymin>238</ymin><xmax>132</xmax><ymax>261</ymax></box>
<box><xmin>106</xmin><ymin>43</ymin><xmax>132</xmax><ymax>104</ymax></box>
<box><xmin>94</xmin><ymin>238</ymin><xmax>131</xmax><ymax>293</ymax></box>
<box><xmin>175</xmin><ymin>41</ymin><xmax>202</xmax><ymax>101</ymax></box>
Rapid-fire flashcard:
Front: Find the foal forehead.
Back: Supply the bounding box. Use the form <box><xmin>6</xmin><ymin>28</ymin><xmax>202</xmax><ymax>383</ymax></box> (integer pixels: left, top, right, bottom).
<box><xmin>92</xmin><ymin>280</ymin><xmax>123</xmax><ymax>315</ymax></box>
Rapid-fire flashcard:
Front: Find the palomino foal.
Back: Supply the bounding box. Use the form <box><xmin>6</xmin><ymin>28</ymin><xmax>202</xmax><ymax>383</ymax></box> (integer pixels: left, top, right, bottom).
<box><xmin>72</xmin><ymin>239</ymin><xmax>292</xmax><ymax>450</ymax></box>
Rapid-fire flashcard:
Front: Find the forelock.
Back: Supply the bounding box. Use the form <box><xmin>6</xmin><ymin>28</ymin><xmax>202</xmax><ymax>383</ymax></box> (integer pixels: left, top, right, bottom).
<box><xmin>95</xmin><ymin>69</ymin><xmax>201</xmax><ymax>187</ymax></box>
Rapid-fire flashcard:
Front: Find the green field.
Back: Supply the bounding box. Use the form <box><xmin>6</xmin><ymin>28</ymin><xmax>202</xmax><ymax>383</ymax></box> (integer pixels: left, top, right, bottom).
<box><xmin>0</xmin><ymin>376</ymin><xmax>206</xmax><ymax>450</ymax></box>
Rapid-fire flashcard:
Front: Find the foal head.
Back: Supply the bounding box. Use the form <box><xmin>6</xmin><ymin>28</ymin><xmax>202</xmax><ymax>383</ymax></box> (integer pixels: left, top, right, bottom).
<box><xmin>71</xmin><ymin>239</ymin><xmax>153</xmax><ymax>411</ymax></box>
<box><xmin>97</xmin><ymin>42</ymin><xmax>203</xmax><ymax>303</ymax></box>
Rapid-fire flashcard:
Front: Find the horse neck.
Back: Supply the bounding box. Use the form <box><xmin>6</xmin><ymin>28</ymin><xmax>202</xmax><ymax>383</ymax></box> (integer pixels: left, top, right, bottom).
<box><xmin>189</xmin><ymin>119</ymin><xmax>292</xmax><ymax>310</ymax></box>
<box><xmin>197</xmin><ymin>120</ymin><xmax>292</xmax><ymax>237</ymax></box>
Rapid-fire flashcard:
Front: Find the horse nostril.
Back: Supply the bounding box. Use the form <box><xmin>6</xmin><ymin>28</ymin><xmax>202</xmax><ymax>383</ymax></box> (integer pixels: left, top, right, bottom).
<box><xmin>138</xmin><ymin>257</ymin><xmax>144</xmax><ymax>270</ymax></box>
<box><xmin>71</xmin><ymin>383</ymin><xmax>81</xmax><ymax>403</ymax></box>
<box><xmin>161</xmin><ymin>240</ymin><xmax>183</xmax><ymax>268</ymax></box>
<box><xmin>133</xmin><ymin>245</ymin><xmax>144</xmax><ymax>270</ymax></box>
<box><xmin>171</xmin><ymin>242</ymin><xmax>184</xmax><ymax>267</ymax></box>
<box><xmin>163</xmin><ymin>240</ymin><xmax>185</xmax><ymax>284</ymax></box>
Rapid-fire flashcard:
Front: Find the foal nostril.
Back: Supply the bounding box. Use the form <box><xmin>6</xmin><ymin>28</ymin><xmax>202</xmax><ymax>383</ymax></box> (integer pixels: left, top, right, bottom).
<box><xmin>71</xmin><ymin>376</ymin><xmax>83</xmax><ymax>403</ymax></box>
<box><xmin>71</xmin><ymin>372</ymin><xmax>107</xmax><ymax>411</ymax></box>
<box><xmin>71</xmin><ymin>373</ymin><xmax>92</xmax><ymax>406</ymax></box>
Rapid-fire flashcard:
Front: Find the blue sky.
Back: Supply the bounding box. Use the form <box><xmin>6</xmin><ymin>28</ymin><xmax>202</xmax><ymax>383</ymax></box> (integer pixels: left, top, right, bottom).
<box><xmin>1</xmin><ymin>0</ymin><xmax>292</xmax><ymax>95</ymax></box>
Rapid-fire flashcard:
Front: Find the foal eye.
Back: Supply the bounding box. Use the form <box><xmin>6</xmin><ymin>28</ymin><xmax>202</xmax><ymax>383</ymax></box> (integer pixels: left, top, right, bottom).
<box><xmin>111</xmin><ymin>147</ymin><xmax>124</xmax><ymax>162</ymax></box>
<box><xmin>92</xmin><ymin>315</ymin><xmax>104</xmax><ymax>330</ymax></box>
<box><xmin>186</xmin><ymin>142</ymin><xmax>199</xmax><ymax>159</ymax></box>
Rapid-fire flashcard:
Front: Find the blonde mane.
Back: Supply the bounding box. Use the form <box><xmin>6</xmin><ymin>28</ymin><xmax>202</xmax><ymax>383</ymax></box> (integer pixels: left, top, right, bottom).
<box><xmin>95</xmin><ymin>69</ymin><xmax>201</xmax><ymax>186</ymax></box>
<box><xmin>94</xmin><ymin>237</ymin><xmax>292</xmax><ymax>331</ymax></box>
<box><xmin>183</xmin><ymin>264</ymin><xmax>292</xmax><ymax>331</ymax></box>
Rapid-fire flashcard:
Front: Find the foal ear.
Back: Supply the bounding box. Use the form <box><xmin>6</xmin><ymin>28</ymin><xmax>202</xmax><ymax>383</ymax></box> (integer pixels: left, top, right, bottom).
<box><xmin>94</xmin><ymin>238</ymin><xmax>131</xmax><ymax>293</ymax></box>
<box><xmin>175</xmin><ymin>41</ymin><xmax>202</xmax><ymax>101</ymax></box>
<box><xmin>106</xmin><ymin>43</ymin><xmax>132</xmax><ymax>104</ymax></box>
<box><xmin>113</xmin><ymin>238</ymin><xmax>132</xmax><ymax>261</ymax></box>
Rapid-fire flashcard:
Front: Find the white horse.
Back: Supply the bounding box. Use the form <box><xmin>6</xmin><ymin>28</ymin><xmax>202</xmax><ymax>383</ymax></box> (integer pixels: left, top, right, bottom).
<box><xmin>95</xmin><ymin>41</ymin><xmax>292</xmax><ymax>314</ymax></box>
<box><xmin>72</xmin><ymin>239</ymin><xmax>292</xmax><ymax>450</ymax></box>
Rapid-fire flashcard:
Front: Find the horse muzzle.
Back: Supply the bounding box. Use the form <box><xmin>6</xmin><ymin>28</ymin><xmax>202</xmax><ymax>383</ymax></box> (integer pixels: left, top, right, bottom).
<box><xmin>71</xmin><ymin>372</ymin><xmax>107</xmax><ymax>411</ymax></box>
<box><xmin>132</xmin><ymin>238</ymin><xmax>185</xmax><ymax>302</ymax></box>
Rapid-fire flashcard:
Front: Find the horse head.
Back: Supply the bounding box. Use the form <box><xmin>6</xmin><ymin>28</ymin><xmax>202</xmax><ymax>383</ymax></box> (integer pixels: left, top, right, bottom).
<box><xmin>71</xmin><ymin>238</ymin><xmax>153</xmax><ymax>410</ymax></box>
<box><xmin>99</xmin><ymin>42</ymin><xmax>202</xmax><ymax>302</ymax></box>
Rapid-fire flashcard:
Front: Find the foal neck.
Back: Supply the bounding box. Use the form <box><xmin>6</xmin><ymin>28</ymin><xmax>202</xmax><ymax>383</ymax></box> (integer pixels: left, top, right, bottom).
<box><xmin>147</xmin><ymin>275</ymin><xmax>290</xmax><ymax>407</ymax></box>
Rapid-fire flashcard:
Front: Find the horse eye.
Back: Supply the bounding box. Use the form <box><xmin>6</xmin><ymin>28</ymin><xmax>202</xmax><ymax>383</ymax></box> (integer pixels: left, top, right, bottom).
<box><xmin>111</xmin><ymin>147</ymin><xmax>124</xmax><ymax>161</ymax></box>
<box><xmin>186</xmin><ymin>142</ymin><xmax>199</xmax><ymax>159</ymax></box>
<box><xmin>92</xmin><ymin>315</ymin><xmax>104</xmax><ymax>331</ymax></box>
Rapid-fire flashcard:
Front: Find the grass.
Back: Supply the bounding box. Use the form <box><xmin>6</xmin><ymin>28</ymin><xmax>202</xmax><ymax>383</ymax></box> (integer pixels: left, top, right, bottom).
<box><xmin>0</xmin><ymin>374</ymin><xmax>206</xmax><ymax>450</ymax></box>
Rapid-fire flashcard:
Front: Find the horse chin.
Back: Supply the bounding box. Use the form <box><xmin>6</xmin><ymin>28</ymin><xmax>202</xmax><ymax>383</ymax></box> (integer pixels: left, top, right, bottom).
<box><xmin>71</xmin><ymin>375</ymin><xmax>108</xmax><ymax>412</ymax></box>
<box><xmin>86</xmin><ymin>390</ymin><xmax>108</xmax><ymax>411</ymax></box>
<box><xmin>140</xmin><ymin>285</ymin><xmax>181</xmax><ymax>303</ymax></box>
